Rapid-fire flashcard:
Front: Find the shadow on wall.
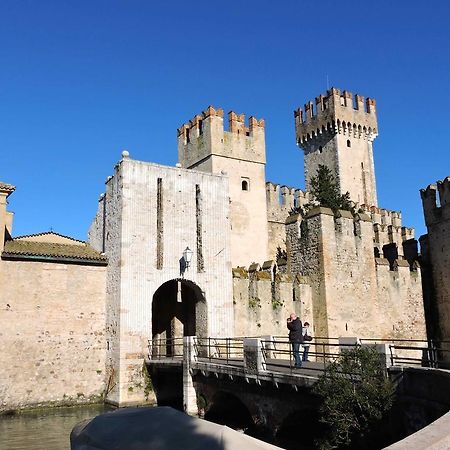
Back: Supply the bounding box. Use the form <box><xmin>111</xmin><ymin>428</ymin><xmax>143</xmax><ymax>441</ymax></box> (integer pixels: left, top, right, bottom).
<box><xmin>205</xmin><ymin>391</ymin><xmax>255</xmax><ymax>432</ymax></box>
<box><xmin>275</xmin><ymin>409</ymin><xmax>323</xmax><ymax>450</ymax></box>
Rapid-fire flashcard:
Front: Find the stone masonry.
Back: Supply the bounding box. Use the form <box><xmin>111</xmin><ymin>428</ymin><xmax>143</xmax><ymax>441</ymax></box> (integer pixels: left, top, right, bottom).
<box><xmin>88</xmin><ymin>155</ymin><xmax>233</xmax><ymax>406</ymax></box>
<box><xmin>421</xmin><ymin>177</ymin><xmax>450</xmax><ymax>350</ymax></box>
<box><xmin>0</xmin><ymin>87</ymin><xmax>434</xmax><ymax>410</ymax></box>
<box><xmin>0</xmin><ymin>182</ymin><xmax>107</xmax><ymax>411</ymax></box>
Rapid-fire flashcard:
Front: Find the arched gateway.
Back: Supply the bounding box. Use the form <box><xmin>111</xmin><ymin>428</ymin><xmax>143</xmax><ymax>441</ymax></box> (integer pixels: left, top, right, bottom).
<box><xmin>152</xmin><ymin>279</ymin><xmax>207</xmax><ymax>355</ymax></box>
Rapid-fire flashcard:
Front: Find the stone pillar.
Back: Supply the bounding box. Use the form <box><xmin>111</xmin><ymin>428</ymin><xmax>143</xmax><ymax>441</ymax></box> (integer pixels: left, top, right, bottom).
<box><xmin>338</xmin><ymin>336</ymin><xmax>360</xmax><ymax>353</ymax></box>
<box><xmin>243</xmin><ymin>338</ymin><xmax>265</xmax><ymax>374</ymax></box>
<box><xmin>183</xmin><ymin>336</ymin><xmax>198</xmax><ymax>415</ymax></box>
<box><xmin>361</xmin><ymin>342</ymin><xmax>392</xmax><ymax>368</ymax></box>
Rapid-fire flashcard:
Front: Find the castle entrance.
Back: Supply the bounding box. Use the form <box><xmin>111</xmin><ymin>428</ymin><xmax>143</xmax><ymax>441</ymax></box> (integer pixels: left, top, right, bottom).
<box><xmin>151</xmin><ymin>279</ymin><xmax>206</xmax><ymax>356</ymax></box>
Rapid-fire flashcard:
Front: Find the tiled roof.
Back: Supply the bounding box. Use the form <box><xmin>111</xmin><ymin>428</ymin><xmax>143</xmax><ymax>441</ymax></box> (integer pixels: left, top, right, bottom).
<box><xmin>2</xmin><ymin>240</ymin><xmax>107</xmax><ymax>264</ymax></box>
<box><xmin>13</xmin><ymin>231</ymin><xmax>85</xmax><ymax>244</ymax></box>
<box><xmin>0</xmin><ymin>181</ymin><xmax>15</xmax><ymax>196</ymax></box>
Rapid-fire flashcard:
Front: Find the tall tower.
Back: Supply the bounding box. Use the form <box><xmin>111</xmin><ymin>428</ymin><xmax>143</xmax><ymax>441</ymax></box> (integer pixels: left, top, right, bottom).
<box><xmin>295</xmin><ymin>88</ymin><xmax>378</xmax><ymax>207</ymax></box>
<box><xmin>178</xmin><ymin>106</ymin><xmax>268</xmax><ymax>267</ymax></box>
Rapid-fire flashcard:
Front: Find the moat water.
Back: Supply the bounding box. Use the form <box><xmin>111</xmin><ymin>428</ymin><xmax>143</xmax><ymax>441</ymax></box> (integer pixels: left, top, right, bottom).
<box><xmin>0</xmin><ymin>404</ymin><xmax>112</xmax><ymax>450</ymax></box>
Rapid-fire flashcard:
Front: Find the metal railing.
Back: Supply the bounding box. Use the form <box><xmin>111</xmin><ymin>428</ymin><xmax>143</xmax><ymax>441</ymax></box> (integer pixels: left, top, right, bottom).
<box><xmin>147</xmin><ymin>336</ymin><xmax>450</xmax><ymax>373</ymax></box>
<box><xmin>261</xmin><ymin>337</ymin><xmax>358</xmax><ymax>375</ymax></box>
<box><xmin>148</xmin><ymin>337</ymin><xmax>185</xmax><ymax>360</ymax></box>
<box><xmin>358</xmin><ymin>338</ymin><xmax>450</xmax><ymax>369</ymax></box>
<box><xmin>195</xmin><ymin>337</ymin><xmax>244</xmax><ymax>366</ymax></box>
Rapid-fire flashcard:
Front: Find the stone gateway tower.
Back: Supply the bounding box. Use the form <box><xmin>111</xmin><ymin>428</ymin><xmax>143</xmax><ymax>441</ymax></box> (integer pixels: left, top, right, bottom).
<box><xmin>178</xmin><ymin>107</ymin><xmax>268</xmax><ymax>267</ymax></box>
<box><xmin>295</xmin><ymin>88</ymin><xmax>378</xmax><ymax>207</ymax></box>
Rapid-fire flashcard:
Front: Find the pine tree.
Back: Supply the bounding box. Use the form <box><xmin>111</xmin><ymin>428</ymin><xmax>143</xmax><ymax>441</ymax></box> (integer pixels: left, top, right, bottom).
<box><xmin>290</xmin><ymin>165</ymin><xmax>356</xmax><ymax>215</ymax></box>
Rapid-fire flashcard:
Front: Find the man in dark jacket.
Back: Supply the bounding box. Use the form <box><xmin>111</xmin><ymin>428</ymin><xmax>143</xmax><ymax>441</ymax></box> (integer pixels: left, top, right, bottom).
<box><xmin>287</xmin><ymin>313</ymin><xmax>303</xmax><ymax>368</ymax></box>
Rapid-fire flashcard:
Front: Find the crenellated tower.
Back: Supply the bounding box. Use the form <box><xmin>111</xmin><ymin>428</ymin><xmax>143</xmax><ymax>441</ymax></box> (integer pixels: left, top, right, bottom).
<box><xmin>178</xmin><ymin>106</ymin><xmax>268</xmax><ymax>267</ymax></box>
<box><xmin>294</xmin><ymin>88</ymin><xmax>379</xmax><ymax>207</ymax></box>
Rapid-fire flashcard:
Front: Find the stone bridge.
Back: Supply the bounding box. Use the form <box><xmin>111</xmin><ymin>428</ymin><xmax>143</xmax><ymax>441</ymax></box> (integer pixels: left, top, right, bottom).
<box><xmin>146</xmin><ymin>336</ymin><xmax>450</xmax><ymax>446</ymax></box>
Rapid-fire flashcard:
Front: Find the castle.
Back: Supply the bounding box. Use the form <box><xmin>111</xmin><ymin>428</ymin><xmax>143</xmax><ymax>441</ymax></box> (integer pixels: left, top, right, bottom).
<box><xmin>0</xmin><ymin>88</ymin><xmax>432</xmax><ymax>410</ymax></box>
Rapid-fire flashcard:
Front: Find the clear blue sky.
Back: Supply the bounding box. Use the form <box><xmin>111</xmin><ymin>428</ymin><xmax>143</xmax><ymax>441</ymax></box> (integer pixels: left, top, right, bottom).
<box><xmin>1</xmin><ymin>1</ymin><xmax>449</xmax><ymax>240</ymax></box>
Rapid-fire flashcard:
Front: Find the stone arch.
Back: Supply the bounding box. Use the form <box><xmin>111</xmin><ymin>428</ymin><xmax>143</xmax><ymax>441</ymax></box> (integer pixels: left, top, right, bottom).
<box><xmin>204</xmin><ymin>391</ymin><xmax>255</xmax><ymax>432</ymax></box>
<box><xmin>276</xmin><ymin>408</ymin><xmax>322</xmax><ymax>449</ymax></box>
<box><xmin>152</xmin><ymin>279</ymin><xmax>207</xmax><ymax>354</ymax></box>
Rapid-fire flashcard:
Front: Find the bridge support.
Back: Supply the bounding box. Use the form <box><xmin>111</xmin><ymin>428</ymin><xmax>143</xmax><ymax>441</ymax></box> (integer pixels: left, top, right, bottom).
<box><xmin>183</xmin><ymin>335</ymin><xmax>198</xmax><ymax>415</ymax></box>
<box><xmin>243</xmin><ymin>338</ymin><xmax>265</xmax><ymax>373</ymax></box>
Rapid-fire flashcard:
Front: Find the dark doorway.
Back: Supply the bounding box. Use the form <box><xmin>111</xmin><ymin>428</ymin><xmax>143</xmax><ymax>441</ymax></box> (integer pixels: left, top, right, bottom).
<box><xmin>152</xmin><ymin>280</ymin><xmax>207</xmax><ymax>355</ymax></box>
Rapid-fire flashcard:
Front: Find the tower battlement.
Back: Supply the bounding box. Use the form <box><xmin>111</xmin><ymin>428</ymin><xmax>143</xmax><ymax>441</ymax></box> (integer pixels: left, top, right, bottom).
<box><xmin>177</xmin><ymin>106</ymin><xmax>264</xmax><ymax>144</ymax></box>
<box><xmin>266</xmin><ymin>182</ymin><xmax>309</xmax><ymax>221</ymax></box>
<box><xmin>295</xmin><ymin>88</ymin><xmax>379</xmax><ymax>207</ymax></box>
<box><xmin>177</xmin><ymin>105</ymin><xmax>268</xmax><ymax>267</ymax></box>
<box><xmin>177</xmin><ymin>106</ymin><xmax>265</xmax><ymax>170</ymax></box>
<box><xmin>294</xmin><ymin>88</ymin><xmax>378</xmax><ymax>146</ymax></box>
<box><xmin>421</xmin><ymin>177</ymin><xmax>450</xmax><ymax>225</ymax></box>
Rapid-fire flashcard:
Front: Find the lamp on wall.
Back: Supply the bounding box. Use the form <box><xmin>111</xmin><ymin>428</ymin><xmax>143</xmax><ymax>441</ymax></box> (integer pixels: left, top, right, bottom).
<box><xmin>183</xmin><ymin>246</ymin><xmax>193</xmax><ymax>269</ymax></box>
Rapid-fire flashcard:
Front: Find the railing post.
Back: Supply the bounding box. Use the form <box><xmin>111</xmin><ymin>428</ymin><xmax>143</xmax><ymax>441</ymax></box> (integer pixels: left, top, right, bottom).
<box><xmin>243</xmin><ymin>338</ymin><xmax>265</xmax><ymax>374</ymax></box>
<box><xmin>183</xmin><ymin>335</ymin><xmax>198</xmax><ymax>416</ymax></box>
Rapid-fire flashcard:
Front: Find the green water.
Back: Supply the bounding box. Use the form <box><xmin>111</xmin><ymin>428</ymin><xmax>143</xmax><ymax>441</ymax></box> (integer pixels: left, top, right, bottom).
<box><xmin>0</xmin><ymin>404</ymin><xmax>112</xmax><ymax>450</ymax></box>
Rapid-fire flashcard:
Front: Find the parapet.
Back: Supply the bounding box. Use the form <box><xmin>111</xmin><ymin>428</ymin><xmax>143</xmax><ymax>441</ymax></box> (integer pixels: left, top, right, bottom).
<box><xmin>178</xmin><ymin>106</ymin><xmax>266</xmax><ymax>168</ymax></box>
<box><xmin>177</xmin><ymin>106</ymin><xmax>224</xmax><ymax>140</ymax></box>
<box><xmin>266</xmin><ymin>182</ymin><xmax>309</xmax><ymax>222</ymax></box>
<box><xmin>294</xmin><ymin>88</ymin><xmax>378</xmax><ymax>146</ymax></box>
<box><xmin>421</xmin><ymin>177</ymin><xmax>450</xmax><ymax>226</ymax></box>
<box><xmin>365</xmin><ymin>205</ymin><xmax>403</xmax><ymax>227</ymax></box>
<box><xmin>365</xmin><ymin>205</ymin><xmax>416</xmax><ymax>257</ymax></box>
<box><xmin>177</xmin><ymin>105</ymin><xmax>264</xmax><ymax>143</ymax></box>
<box><xmin>0</xmin><ymin>181</ymin><xmax>16</xmax><ymax>198</ymax></box>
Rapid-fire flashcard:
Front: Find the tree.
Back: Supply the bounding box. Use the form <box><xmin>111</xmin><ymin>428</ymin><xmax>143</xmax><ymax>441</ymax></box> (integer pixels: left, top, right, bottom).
<box><xmin>313</xmin><ymin>346</ymin><xmax>395</xmax><ymax>449</ymax></box>
<box><xmin>290</xmin><ymin>165</ymin><xmax>356</xmax><ymax>216</ymax></box>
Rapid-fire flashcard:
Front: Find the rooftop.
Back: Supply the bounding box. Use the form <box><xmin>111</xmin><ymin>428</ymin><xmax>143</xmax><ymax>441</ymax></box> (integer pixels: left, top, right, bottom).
<box><xmin>2</xmin><ymin>239</ymin><xmax>107</xmax><ymax>265</ymax></box>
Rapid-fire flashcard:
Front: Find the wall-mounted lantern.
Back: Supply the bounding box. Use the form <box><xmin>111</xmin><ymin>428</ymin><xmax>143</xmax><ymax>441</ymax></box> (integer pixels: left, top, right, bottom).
<box><xmin>183</xmin><ymin>246</ymin><xmax>193</xmax><ymax>269</ymax></box>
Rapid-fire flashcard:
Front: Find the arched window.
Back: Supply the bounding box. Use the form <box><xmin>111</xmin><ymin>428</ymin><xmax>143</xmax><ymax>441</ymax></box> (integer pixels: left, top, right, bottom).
<box><xmin>242</xmin><ymin>180</ymin><xmax>249</xmax><ymax>191</ymax></box>
<box><xmin>347</xmin><ymin>139</ymin><xmax>351</xmax><ymax>148</ymax></box>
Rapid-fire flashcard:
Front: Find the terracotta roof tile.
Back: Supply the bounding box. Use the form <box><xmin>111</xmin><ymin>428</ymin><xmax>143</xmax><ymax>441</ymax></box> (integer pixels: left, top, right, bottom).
<box><xmin>0</xmin><ymin>181</ymin><xmax>15</xmax><ymax>196</ymax></box>
<box><xmin>2</xmin><ymin>240</ymin><xmax>107</xmax><ymax>263</ymax></box>
<box><xmin>13</xmin><ymin>231</ymin><xmax>85</xmax><ymax>244</ymax></box>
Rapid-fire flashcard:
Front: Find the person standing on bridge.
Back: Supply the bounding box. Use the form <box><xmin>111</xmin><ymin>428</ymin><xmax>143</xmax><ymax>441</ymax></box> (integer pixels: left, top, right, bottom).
<box><xmin>302</xmin><ymin>322</ymin><xmax>312</xmax><ymax>362</ymax></box>
<box><xmin>287</xmin><ymin>313</ymin><xmax>303</xmax><ymax>368</ymax></box>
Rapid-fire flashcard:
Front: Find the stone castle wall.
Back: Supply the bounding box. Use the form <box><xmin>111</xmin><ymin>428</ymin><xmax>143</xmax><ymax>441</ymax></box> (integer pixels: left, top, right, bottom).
<box><xmin>89</xmin><ymin>156</ymin><xmax>233</xmax><ymax>406</ymax></box>
<box><xmin>177</xmin><ymin>107</ymin><xmax>268</xmax><ymax>267</ymax></box>
<box><xmin>89</xmin><ymin>176</ymin><xmax>123</xmax><ymax>406</ymax></box>
<box><xmin>265</xmin><ymin>183</ymin><xmax>309</xmax><ymax>259</ymax></box>
<box><xmin>232</xmin><ymin>265</ymin><xmax>313</xmax><ymax>338</ymax></box>
<box><xmin>285</xmin><ymin>208</ymin><xmax>426</xmax><ymax>340</ymax></box>
<box><xmin>0</xmin><ymin>260</ymin><xmax>106</xmax><ymax>411</ymax></box>
<box><xmin>421</xmin><ymin>177</ymin><xmax>450</xmax><ymax>345</ymax></box>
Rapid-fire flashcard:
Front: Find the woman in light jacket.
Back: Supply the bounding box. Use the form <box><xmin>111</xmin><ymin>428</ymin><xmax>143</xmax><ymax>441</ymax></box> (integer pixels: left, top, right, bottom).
<box><xmin>302</xmin><ymin>322</ymin><xmax>312</xmax><ymax>362</ymax></box>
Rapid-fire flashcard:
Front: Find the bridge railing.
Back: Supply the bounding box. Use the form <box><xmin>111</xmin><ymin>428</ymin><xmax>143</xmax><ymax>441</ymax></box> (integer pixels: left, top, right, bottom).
<box><xmin>261</xmin><ymin>337</ymin><xmax>359</xmax><ymax>375</ymax></box>
<box><xmin>359</xmin><ymin>338</ymin><xmax>450</xmax><ymax>369</ymax></box>
<box><xmin>195</xmin><ymin>337</ymin><xmax>245</xmax><ymax>366</ymax></box>
<box><xmin>148</xmin><ymin>337</ymin><xmax>185</xmax><ymax>360</ymax></box>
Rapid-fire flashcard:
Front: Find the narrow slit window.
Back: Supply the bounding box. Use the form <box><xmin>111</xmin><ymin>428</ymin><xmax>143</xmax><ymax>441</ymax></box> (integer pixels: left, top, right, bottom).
<box><xmin>156</xmin><ymin>178</ymin><xmax>163</xmax><ymax>269</ymax></box>
<box><xmin>196</xmin><ymin>184</ymin><xmax>204</xmax><ymax>272</ymax></box>
<box><xmin>347</xmin><ymin>139</ymin><xmax>351</xmax><ymax>148</ymax></box>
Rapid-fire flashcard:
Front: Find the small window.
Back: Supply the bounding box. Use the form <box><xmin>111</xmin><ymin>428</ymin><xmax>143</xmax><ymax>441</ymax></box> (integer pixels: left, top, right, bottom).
<box><xmin>347</xmin><ymin>139</ymin><xmax>351</xmax><ymax>148</ymax></box>
<box><xmin>186</xmin><ymin>128</ymin><xmax>190</xmax><ymax>144</ymax></box>
<box><xmin>318</xmin><ymin>145</ymin><xmax>323</xmax><ymax>153</ymax></box>
<box><xmin>198</xmin><ymin>120</ymin><xmax>203</xmax><ymax>135</ymax></box>
<box><xmin>241</xmin><ymin>179</ymin><xmax>249</xmax><ymax>191</ymax></box>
